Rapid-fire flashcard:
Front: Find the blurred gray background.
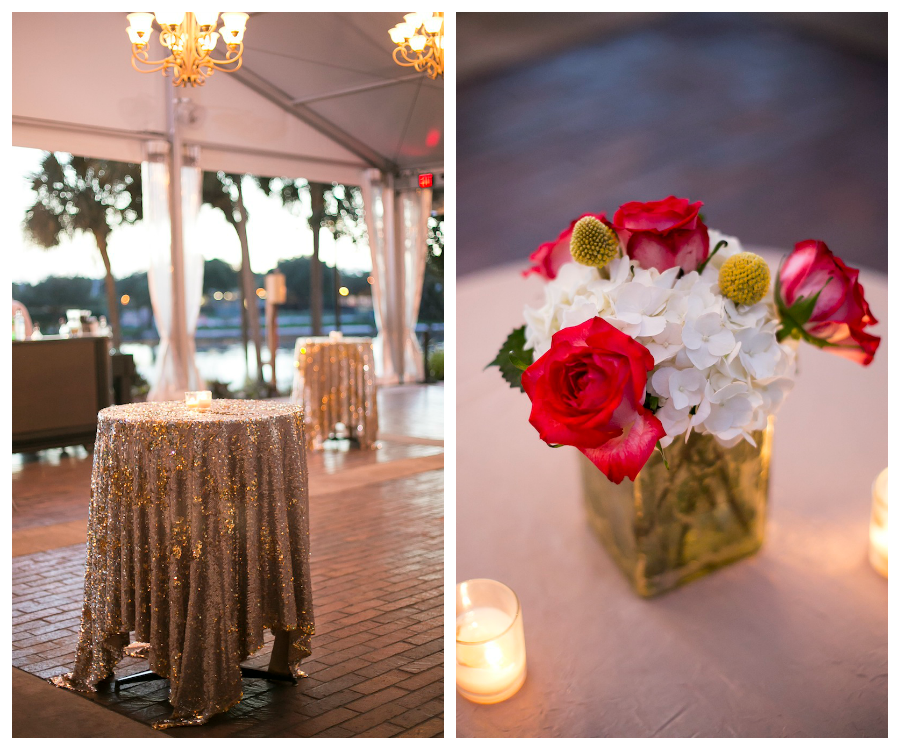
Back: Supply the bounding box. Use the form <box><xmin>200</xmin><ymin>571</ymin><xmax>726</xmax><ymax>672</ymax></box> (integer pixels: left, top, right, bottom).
<box><xmin>457</xmin><ymin>12</ymin><xmax>887</xmax><ymax>276</ymax></box>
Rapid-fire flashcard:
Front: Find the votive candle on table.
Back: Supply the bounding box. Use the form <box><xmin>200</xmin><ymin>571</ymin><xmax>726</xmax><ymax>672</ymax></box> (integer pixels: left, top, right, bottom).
<box><xmin>329</xmin><ymin>330</ymin><xmax>343</xmax><ymax>342</ymax></box>
<box><xmin>456</xmin><ymin>579</ymin><xmax>526</xmax><ymax>704</ymax></box>
<box><xmin>869</xmin><ymin>467</ymin><xmax>888</xmax><ymax>577</ymax></box>
<box><xmin>185</xmin><ymin>390</ymin><xmax>212</xmax><ymax>412</ymax></box>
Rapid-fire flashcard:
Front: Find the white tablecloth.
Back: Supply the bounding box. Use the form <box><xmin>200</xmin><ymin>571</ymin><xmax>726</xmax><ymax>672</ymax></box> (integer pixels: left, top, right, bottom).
<box><xmin>456</xmin><ymin>254</ymin><xmax>888</xmax><ymax>737</ymax></box>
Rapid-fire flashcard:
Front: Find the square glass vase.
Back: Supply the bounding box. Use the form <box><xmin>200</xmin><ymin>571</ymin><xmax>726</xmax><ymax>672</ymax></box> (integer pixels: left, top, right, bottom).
<box><xmin>580</xmin><ymin>418</ymin><xmax>774</xmax><ymax>597</ymax></box>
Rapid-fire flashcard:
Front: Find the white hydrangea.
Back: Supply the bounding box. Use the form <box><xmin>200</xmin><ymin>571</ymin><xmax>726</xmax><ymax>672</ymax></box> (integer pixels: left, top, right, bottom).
<box><xmin>523</xmin><ymin>230</ymin><xmax>796</xmax><ymax>449</ymax></box>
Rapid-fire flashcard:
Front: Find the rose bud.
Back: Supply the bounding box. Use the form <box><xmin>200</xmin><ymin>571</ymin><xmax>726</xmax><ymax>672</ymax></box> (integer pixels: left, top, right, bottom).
<box><xmin>612</xmin><ymin>196</ymin><xmax>709</xmax><ymax>272</ymax></box>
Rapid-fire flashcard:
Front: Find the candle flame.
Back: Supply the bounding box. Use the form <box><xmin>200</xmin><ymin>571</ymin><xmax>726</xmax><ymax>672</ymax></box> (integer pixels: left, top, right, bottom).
<box><xmin>484</xmin><ymin>642</ymin><xmax>504</xmax><ymax>668</ymax></box>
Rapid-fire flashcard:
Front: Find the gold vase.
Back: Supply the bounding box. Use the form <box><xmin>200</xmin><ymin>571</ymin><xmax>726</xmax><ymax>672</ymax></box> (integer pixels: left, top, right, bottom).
<box><xmin>580</xmin><ymin>418</ymin><xmax>774</xmax><ymax>597</ymax></box>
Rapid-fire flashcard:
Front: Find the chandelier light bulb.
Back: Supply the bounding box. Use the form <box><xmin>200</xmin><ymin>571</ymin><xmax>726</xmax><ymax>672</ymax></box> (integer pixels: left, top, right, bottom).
<box><xmin>394</xmin><ymin>22</ymin><xmax>414</xmax><ymax>40</ymax></box>
<box><xmin>220</xmin><ymin>12</ymin><xmax>249</xmax><ymax>44</ymax></box>
<box><xmin>423</xmin><ymin>15</ymin><xmax>443</xmax><ymax>34</ymax></box>
<box><xmin>409</xmin><ymin>35</ymin><xmax>427</xmax><ymax>52</ymax></box>
<box><xmin>126</xmin><ymin>26</ymin><xmax>145</xmax><ymax>45</ymax></box>
<box><xmin>388</xmin><ymin>26</ymin><xmax>406</xmax><ymax>44</ymax></box>
<box><xmin>154</xmin><ymin>10</ymin><xmax>186</xmax><ymax>29</ymax></box>
<box><xmin>193</xmin><ymin>10</ymin><xmax>219</xmax><ymax>30</ymax></box>
<box><xmin>127</xmin><ymin>13</ymin><xmax>155</xmax><ymax>38</ymax></box>
<box><xmin>403</xmin><ymin>13</ymin><xmax>423</xmax><ymax>29</ymax></box>
<box><xmin>199</xmin><ymin>31</ymin><xmax>220</xmax><ymax>51</ymax></box>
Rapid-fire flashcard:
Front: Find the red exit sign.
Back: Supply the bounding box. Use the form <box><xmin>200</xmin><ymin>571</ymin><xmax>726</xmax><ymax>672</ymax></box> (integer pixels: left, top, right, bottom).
<box><xmin>418</xmin><ymin>173</ymin><xmax>433</xmax><ymax>188</ymax></box>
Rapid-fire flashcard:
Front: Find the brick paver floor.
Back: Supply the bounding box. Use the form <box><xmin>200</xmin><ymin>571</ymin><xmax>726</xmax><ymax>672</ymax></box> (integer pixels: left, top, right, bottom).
<box><xmin>12</xmin><ymin>459</ymin><xmax>444</xmax><ymax>736</ymax></box>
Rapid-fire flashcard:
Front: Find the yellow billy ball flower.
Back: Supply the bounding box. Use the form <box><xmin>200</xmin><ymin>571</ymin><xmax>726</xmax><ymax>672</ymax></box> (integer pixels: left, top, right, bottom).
<box><xmin>718</xmin><ymin>252</ymin><xmax>770</xmax><ymax>306</ymax></box>
<box><xmin>570</xmin><ymin>216</ymin><xmax>619</xmax><ymax>269</ymax></box>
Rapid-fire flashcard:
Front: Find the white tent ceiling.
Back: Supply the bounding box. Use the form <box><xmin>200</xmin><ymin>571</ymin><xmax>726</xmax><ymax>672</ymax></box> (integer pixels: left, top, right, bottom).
<box><xmin>12</xmin><ymin>12</ymin><xmax>444</xmax><ymax>185</ymax></box>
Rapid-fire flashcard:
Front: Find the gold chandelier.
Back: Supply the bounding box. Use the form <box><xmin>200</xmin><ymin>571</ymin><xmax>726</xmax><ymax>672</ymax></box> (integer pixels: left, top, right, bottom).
<box><xmin>125</xmin><ymin>12</ymin><xmax>249</xmax><ymax>87</ymax></box>
<box><xmin>389</xmin><ymin>13</ymin><xmax>443</xmax><ymax>79</ymax></box>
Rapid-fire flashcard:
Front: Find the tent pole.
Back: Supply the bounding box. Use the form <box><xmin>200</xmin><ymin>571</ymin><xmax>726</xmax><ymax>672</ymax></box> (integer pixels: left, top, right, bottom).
<box><xmin>166</xmin><ymin>84</ymin><xmax>188</xmax><ymax>390</ymax></box>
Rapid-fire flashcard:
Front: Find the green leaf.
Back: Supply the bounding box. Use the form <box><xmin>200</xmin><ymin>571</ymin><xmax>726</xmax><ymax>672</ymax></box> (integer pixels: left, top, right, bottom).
<box><xmin>486</xmin><ymin>326</ymin><xmax>534</xmax><ymax>392</ymax></box>
<box><xmin>782</xmin><ymin>278</ymin><xmax>832</xmax><ymax>328</ymax></box>
<box><xmin>776</xmin><ymin>316</ymin><xmax>795</xmax><ymax>342</ymax></box>
<box><xmin>775</xmin><ymin>261</ymin><xmax>838</xmax><ymax>348</ymax></box>
<box><xmin>656</xmin><ymin>441</ymin><xmax>670</xmax><ymax>470</ymax></box>
<box><xmin>643</xmin><ymin>394</ymin><xmax>659</xmax><ymax>412</ymax></box>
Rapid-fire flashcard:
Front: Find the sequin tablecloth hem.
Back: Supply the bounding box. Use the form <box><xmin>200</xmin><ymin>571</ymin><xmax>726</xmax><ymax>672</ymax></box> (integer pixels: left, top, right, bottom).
<box><xmin>49</xmin><ymin>671</ymin><xmax>101</xmax><ymax>694</ymax></box>
<box><xmin>152</xmin><ymin>696</ymin><xmax>245</xmax><ymax>729</ymax></box>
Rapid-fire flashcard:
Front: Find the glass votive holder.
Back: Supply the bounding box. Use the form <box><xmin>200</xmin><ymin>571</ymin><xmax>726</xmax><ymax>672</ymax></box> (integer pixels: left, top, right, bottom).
<box><xmin>329</xmin><ymin>330</ymin><xmax>343</xmax><ymax>342</ymax></box>
<box><xmin>185</xmin><ymin>390</ymin><xmax>212</xmax><ymax>412</ymax></box>
<box><xmin>456</xmin><ymin>579</ymin><xmax>526</xmax><ymax>704</ymax></box>
<box><xmin>870</xmin><ymin>468</ymin><xmax>888</xmax><ymax>577</ymax></box>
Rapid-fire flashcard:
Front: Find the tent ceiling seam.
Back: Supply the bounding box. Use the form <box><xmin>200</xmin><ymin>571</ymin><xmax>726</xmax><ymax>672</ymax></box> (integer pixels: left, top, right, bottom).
<box><xmin>12</xmin><ymin>116</ymin><xmax>366</xmax><ymax>170</ymax></box>
<box><xmin>232</xmin><ymin>66</ymin><xmax>398</xmax><ymax>175</ymax></box>
<box><xmin>393</xmin><ymin>75</ymin><xmax>424</xmax><ymax>164</ymax></box>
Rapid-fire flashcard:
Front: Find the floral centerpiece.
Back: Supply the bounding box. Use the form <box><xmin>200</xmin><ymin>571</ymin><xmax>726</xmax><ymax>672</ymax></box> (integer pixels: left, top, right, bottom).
<box><xmin>490</xmin><ymin>196</ymin><xmax>879</xmax><ymax>596</ymax></box>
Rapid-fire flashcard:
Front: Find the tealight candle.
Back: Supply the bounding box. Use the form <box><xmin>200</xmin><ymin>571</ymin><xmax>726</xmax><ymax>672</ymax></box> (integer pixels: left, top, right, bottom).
<box><xmin>456</xmin><ymin>579</ymin><xmax>526</xmax><ymax>704</ymax></box>
<box><xmin>185</xmin><ymin>390</ymin><xmax>212</xmax><ymax>412</ymax></box>
<box><xmin>329</xmin><ymin>330</ymin><xmax>343</xmax><ymax>342</ymax></box>
<box><xmin>869</xmin><ymin>468</ymin><xmax>888</xmax><ymax>577</ymax></box>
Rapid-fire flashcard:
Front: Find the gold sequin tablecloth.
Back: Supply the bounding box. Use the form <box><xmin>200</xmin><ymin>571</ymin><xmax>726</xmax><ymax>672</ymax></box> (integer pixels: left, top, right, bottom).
<box><xmin>51</xmin><ymin>400</ymin><xmax>314</xmax><ymax>728</ymax></box>
<box><xmin>291</xmin><ymin>336</ymin><xmax>378</xmax><ymax>450</ymax></box>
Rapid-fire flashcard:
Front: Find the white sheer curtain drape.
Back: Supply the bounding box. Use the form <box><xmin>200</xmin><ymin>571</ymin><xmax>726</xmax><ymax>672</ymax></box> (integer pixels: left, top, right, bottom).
<box><xmin>361</xmin><ymin>169</ymin><xmax>434</xmax><ymax>384</ymax></box>
<box><xmin>398</xmin><ymin>188</ymin><xmax>432</xmax><ymax>382</ymax></box>
<box><xmin>361</xmin><ymin>169</ymin><xmax>400</xmax><ymax>383</ymax></box>
<box><xmin>146</xmin><ymin>141</ymin><xmax>205</xmax><ymax>400</ymax></box>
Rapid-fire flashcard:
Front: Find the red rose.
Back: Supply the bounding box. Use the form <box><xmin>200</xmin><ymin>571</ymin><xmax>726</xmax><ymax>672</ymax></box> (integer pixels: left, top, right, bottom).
<box><xmin>521</xmin><ymin>317</ymin><xmax>666</xmax><ymax>484</ymax></box>
<box><xmin>612</xmin><ymin>196</ymin><xmax>709</xmax><ymax>272</ymax></box>
<box><xmin>777</xmin><ymin>239</ymin><xmax>880</xmax><ymax>365</ymax></box>
<box><xmin>523</xmin><ymin>213</ymin><xmax>609</xmax><ymax>280</ymax></box>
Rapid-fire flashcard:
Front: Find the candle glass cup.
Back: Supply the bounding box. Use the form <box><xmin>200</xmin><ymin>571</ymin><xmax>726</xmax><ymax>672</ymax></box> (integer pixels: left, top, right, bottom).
<box><xmin>456</xmin><ymin>579</ymin><xmax>526</xmax><ymax>704</ymax></box>
<box><xmin>185</xmin><ymin>390</ymin><xmax>212</xmax><ymax>412</ymax></box>
<box><xmin>869</xmin><ymin>468</ymin><xmax>888</xmax><ymax>577</ymax></box>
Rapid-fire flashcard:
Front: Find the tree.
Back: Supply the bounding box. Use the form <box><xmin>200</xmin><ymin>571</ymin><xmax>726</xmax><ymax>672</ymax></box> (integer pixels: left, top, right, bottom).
<box><xmin>22</xmin><ymin>152</ymin><xmax>142</xmax><ymax>349</ymax></box>
<box><xmin>426</xmin><ymin>213</ymin><xmax>444</xmax><ymax>278</ymax></box>
<box><xmin>116</xmin><ymin>271</ymin><xmax>152</xmax><ymax>310</ymax></box>
<box><xmin>202</xmin><ymin>171</ymin><xmax>264</xmax><ymax>383</ymax></box>
<box><xmin>258</xmin><ymin>178</ymin><xmax>366</xmax><ymax>333</ymax></box>
<box><xmin>202</xmin><ymin>258</ymin><xmax>240</xmax><ymax>294</ymax></box>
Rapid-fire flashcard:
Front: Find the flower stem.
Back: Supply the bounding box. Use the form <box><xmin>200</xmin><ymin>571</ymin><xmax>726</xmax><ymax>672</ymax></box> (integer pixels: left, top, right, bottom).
<box><xmin>696</xmin><ymin>240</ymin><xmax>728</xmax><ymax>275</ymax></box>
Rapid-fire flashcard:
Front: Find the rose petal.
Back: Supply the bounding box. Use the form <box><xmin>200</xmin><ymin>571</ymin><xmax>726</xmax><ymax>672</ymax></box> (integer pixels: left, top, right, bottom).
<box><xmin>580</xmin><ymin>410</ymin><xmax>666</xmax><ymax>484</ymax></box>
<box><xmin>824</xmin><ymin>325</ymin><xmax>881</xmax><ymax>366</ymax></box>
<box><xmin>627</xmin><ymin>233</ymin><xmax>679</xmax><ymax>271</ymax></box>
<box><xmin>665</xmin><ymin>228</ymin><xmax>708</xmax><ymax>272</ymax></box>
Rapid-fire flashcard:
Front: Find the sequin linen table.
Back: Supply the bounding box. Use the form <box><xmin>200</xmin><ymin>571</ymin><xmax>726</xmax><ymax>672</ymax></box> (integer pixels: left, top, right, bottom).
<box><xmin>290</xmin><ymin>336</ymin><xmax>378</xmax><ymax>450</ymax></box>
<box><xmin>51</xmin><ymin>400</ymin><xmax>315</xmax><ymax>729</ymax></box>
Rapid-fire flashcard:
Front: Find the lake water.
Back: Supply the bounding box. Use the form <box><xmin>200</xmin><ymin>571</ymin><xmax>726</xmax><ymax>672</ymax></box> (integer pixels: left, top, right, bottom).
<box><xmin>122</xmin><ymin>343</ymin><xmax>301</xmax><ymax>393</ymax></box>
<box><xmin>121</xmin><ymin>331</ymin><xmax>444</xmax><ymax>393</ymax></box>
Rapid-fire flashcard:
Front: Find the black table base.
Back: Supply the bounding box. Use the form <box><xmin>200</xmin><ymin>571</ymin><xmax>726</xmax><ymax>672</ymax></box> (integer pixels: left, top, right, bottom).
<box><xmin>113</xmin><ymin>666</ymin><xmax>298</xmax><ymax>690</ymax></box>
